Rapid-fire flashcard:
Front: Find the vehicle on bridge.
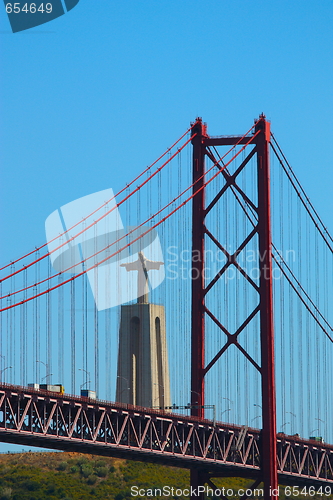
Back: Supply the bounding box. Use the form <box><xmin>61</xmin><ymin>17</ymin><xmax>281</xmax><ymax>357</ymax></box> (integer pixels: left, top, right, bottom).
<box><xmin>27</xmin><ymin>384</ymin><xmax>97</xmax><ymax>400</ymax></box>
<box><xmin>80</xmin><ymin>389</ymin><xmax>97</xmax><ymax>399</ymax></box>
<box><xmin>309</xmin><ymin>436</ymin><xmax>324</xmax><ymax>444</ymax></box>
<box><xmin>28</xmin><ymin>383</ymin><xmax>65</xmax><ymax>395</ymax></box>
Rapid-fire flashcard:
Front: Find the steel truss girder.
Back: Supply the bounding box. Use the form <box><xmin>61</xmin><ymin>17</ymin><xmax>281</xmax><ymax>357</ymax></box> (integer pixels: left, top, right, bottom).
<box><xmin>0</xmin><ymin>385</ymin><xmax>333</xmax><ymax>485</ymax></box>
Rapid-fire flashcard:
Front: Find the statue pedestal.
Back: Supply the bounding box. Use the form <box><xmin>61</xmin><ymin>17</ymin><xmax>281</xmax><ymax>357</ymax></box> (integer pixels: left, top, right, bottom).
<box><xmin>116</xmin><ymin>303</ymin><xmax>171</xmax><ymax>408</ymax></box>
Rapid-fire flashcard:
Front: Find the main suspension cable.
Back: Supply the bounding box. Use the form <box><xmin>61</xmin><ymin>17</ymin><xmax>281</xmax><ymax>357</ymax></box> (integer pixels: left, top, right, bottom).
<box><xmin>0</xmin><ymin>123</ymin><xmax>198</xmax><ymax>274</ymax></box>
<box><xmin>270</xmin><ymin>135</ymin><xmax>333</xmax><ymax>252</ymax></box>
<box><xmin>0</xmin><ymin>133</ymin><xmax>195</xmax><ymax>284</ymax></box>
<box><xmin>0</xmin><ymin>129</ymin><xmax>260</xmax><ymax>311</ymax></box>
<box><xmin>2</xmin><ymin>124</ymin><xmax>259</xmax><ymax>300</ymax></box>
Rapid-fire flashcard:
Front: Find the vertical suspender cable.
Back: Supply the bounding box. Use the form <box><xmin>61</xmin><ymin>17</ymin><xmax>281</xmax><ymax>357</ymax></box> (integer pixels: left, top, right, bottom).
<box><xmin>94</xmin><ymin>223</ymin><xmax>99</xmax><ymax>397</ymax></box>
<box><xmin>297</xmin><ymin>196</ymin><xmax>303</xmax><ymax>434</ymax></box>
<box><xmin>58</xmin><ymin>272</ymin><xmax>64</xmax><ymax>384</ymax></box>
<box><xmin>47</xmin><ymin>259</ymin><xmax>52</xmax><ymax>382</ymax></box>
<box><xmin>6</xmin><ymin>299</ymin><xmax>9</xmax><ymax>381</ymax></box>
<box><xmin>36</xmin><ymin>252</ymin><xmax>40</xmax><ymax>383</ymax></box>
<box><xmin>288</xmin><ymin>178</ymin><xmax>294</xmax><ymax>421</ymax></box>
<box><xmin>82</xmin><ymin>221</ymin><xmax>88</xmax><ymax>386</ymax></box>
<box><xmin>277</xmin><ymin>149</ymin><xmax>285</xmax><ymax>428</ymax></box>
<box><xmin>94</xmin><ymin>292</ymin><xmax>99</xmax><ymax>396</ymax></box>
<box><xmin>105</xmin><ymin>292</ymin><xmax>111</xmax><ymax>400</ymax></box>
<box><xmin>24</xmin><ymin>267</ymin><xmax>27</xmax><ymax>385</ymax></box>
<box><xmin>306</xmin><ymin>214</ymin><xmax>311</xmax><ymax>434</ymax></box>
<box><xmin>33</xmin><ymin>252</ymin><xmax>37</xmax><ymax>382</ymax></box>
<box><xmin>10</xmin><ymin>264</ymin><xmax>14</xmax><ymax>383</ymax></box>
<box><xmin>82</xmin><ymin>271</ymin><xmax>86</xmax><ymax>386</ymax></box>
<box><xmin>71</xmin><ymin>278</ymin><xmax>75</xmax><ymax>394</ymax></box>
<box><xmin>20</xmin><ymin>285</ymin><xmax>23</xmax><ymax>384</ymax></box>
<box><xmin>235</xmin><ymin>162</ymin><xmax>240</xmax><ymax>424</ymax></box>
<box><xmin>315</xmin><ymin>229</ymin><xmax>320</xmax><ymax>423</ymax></box>
<box><xmin>323</xmin><ymin>238</ymin><xmax>328</xmax><ymax>439</ymax></box>
<box><xmin>84</xmin><ymin>271</ymin><xmax>88</xmax><ymax>383</ymax></box>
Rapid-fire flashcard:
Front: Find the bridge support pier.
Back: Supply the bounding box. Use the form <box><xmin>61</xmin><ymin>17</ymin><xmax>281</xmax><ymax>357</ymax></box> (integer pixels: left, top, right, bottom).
<box><xmin>190</xmin><ymin>470</ymin><xmax>206</xmax><ymax>500</ymax></box>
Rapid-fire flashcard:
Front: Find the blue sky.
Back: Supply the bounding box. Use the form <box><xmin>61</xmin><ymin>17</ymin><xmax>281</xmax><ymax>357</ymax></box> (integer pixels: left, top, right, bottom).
<box><xmin>0</xmin><ymin>0</ymin><xmax>332</xmax><ymax>451</ymax></box>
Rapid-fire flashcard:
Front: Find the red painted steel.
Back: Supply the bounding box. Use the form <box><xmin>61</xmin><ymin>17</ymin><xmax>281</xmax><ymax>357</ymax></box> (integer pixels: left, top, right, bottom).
<box><xmin>191</xmin><ymin>118</ymin><xmax>206</xmax><ymax>416</ymax></box>
<box><xmin>256</xmin><ymin>116</ymin><xmax>278</xmax><ymax>498</ymax></box>
<box><xmin>191</xmin><ymin>118</ymin><xmax>207</xmax><ymax>500</ymax></box>
<box><xmin>189</xmin><ymin>116</ymin><xmax>278</xmax><ymax>498</ymax></box>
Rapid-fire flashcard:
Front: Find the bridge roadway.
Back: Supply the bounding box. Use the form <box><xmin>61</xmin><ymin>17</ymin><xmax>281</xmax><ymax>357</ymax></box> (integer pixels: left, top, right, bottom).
<box><xmin>0</xmin><ymin>383</ymin><xmax>332</xmax><ymax>486</ymax></box>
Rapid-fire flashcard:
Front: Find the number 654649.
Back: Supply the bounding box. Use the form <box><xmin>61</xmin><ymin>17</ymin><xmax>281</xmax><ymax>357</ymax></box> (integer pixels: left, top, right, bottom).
<box><xmin>6</xmin><ymin>3</ymin><xmax>53</xmax><ymax>14</ymax></box>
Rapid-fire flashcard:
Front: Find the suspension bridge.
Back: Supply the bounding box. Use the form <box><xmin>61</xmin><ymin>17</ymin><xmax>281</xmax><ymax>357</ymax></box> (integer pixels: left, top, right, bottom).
<box><xmin>0</xmin><ymin>115</ymin><xmax>332</xmax><ymax>499</ymax></box>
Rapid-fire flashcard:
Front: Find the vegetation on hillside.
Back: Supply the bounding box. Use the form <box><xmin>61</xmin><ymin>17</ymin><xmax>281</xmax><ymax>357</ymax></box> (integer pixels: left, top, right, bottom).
<box><xmin>0</xmin><ymin>451</ymin><xmax>331</xmax><ymax>499</ymax></box>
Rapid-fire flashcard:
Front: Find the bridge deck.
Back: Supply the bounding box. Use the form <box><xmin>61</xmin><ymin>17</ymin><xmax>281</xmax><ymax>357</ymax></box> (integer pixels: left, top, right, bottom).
<box><xmin>0</xmin><ymin>384</ymin><xmax>332</xmax><ymax>486</ymax></box>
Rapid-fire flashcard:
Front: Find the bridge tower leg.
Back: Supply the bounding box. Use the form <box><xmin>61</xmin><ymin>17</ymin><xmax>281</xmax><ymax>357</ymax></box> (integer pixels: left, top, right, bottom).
<box><xmin>190</xmin><ymin>118</ymin><xmax>207</xmax><ymax>500</ymax></box>
<box><xmin>256</xmin><ymin>117</ymin><xmax>278</xmax><ymax>499</ymax></box>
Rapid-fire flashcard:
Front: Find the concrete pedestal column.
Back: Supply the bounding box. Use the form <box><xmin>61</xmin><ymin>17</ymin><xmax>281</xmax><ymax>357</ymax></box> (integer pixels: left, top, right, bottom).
<box><xmin>116</xmin><ymin>303</ymin><xmax>171</xmax><ymax>408</ymax></box>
